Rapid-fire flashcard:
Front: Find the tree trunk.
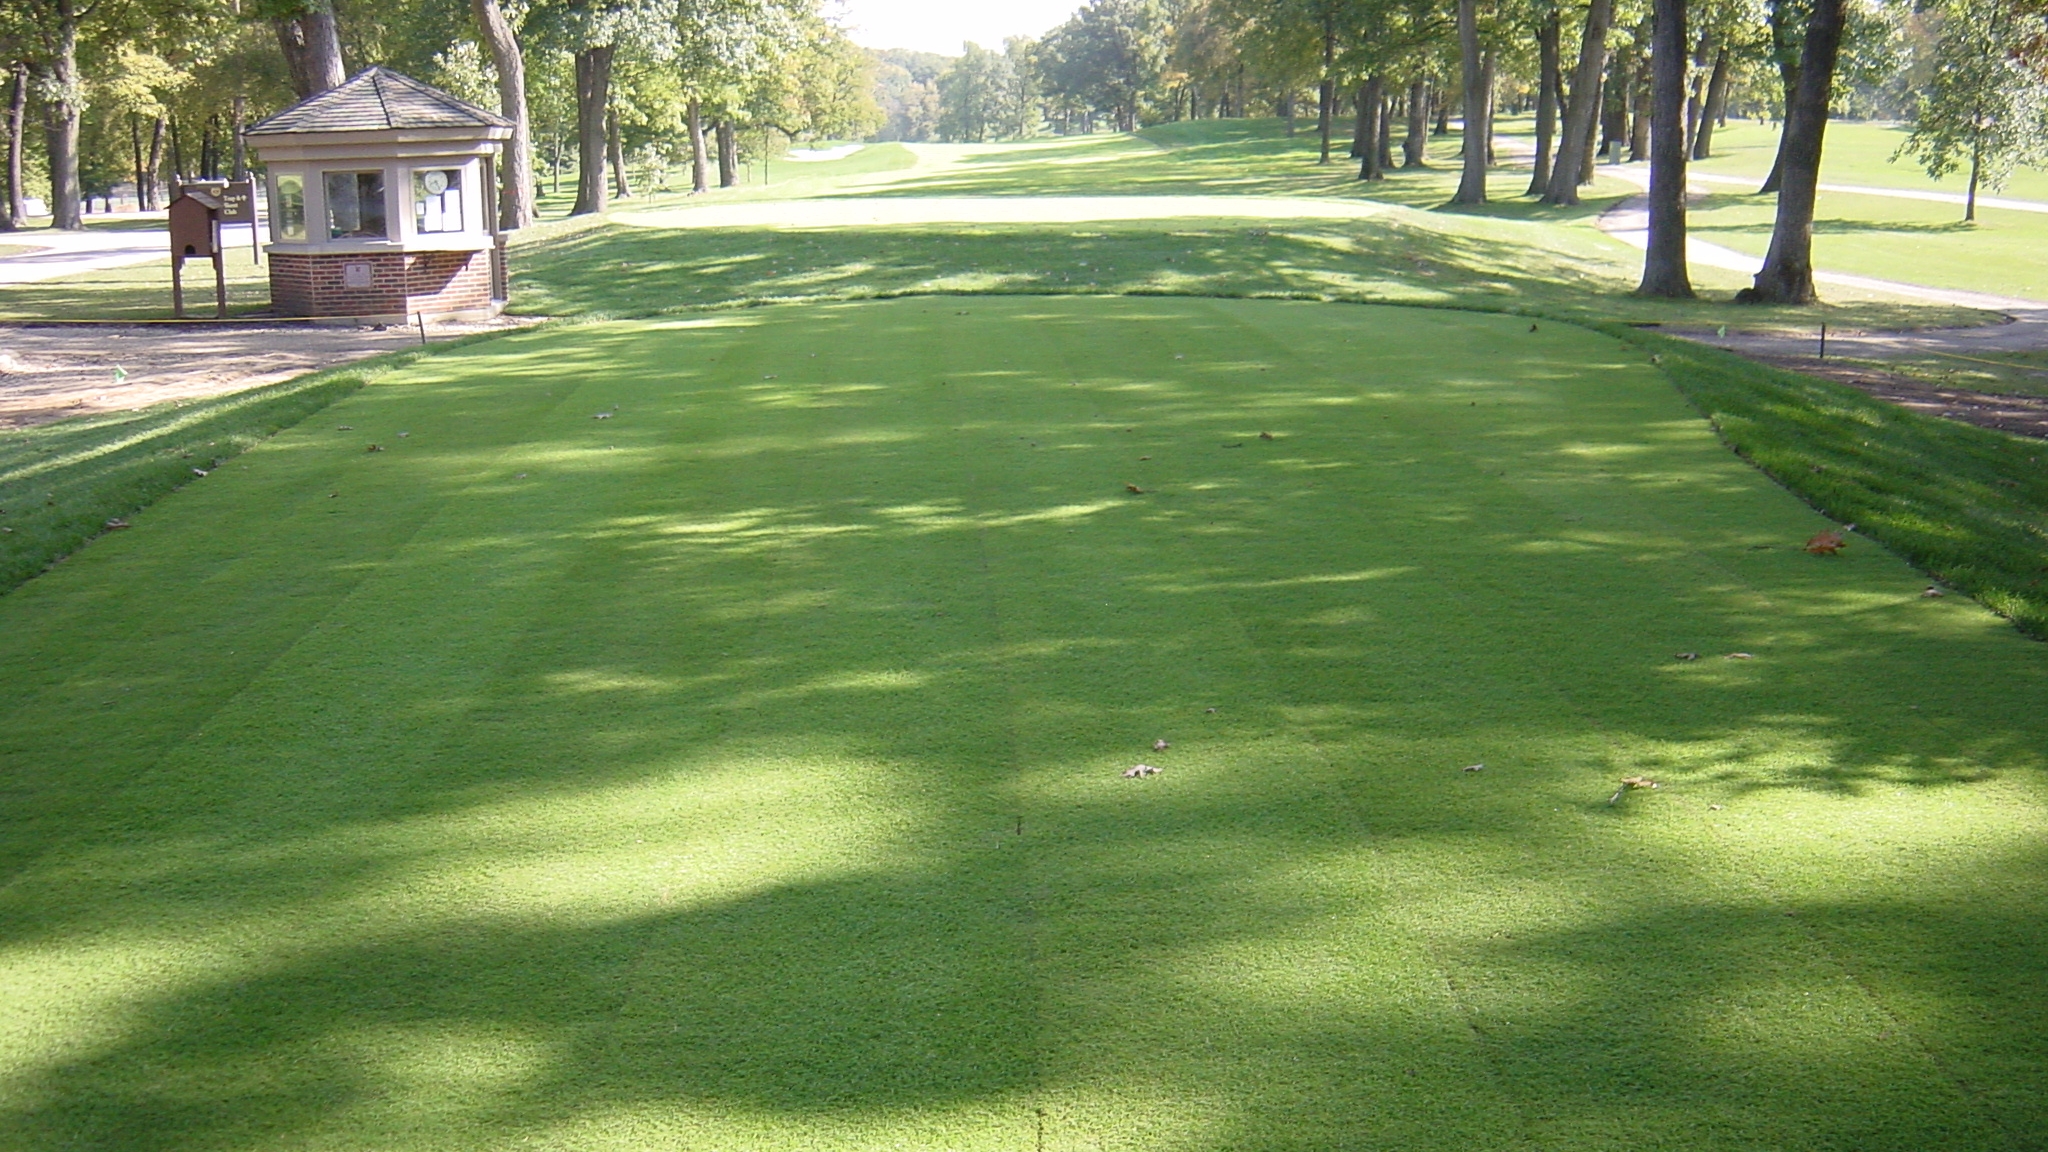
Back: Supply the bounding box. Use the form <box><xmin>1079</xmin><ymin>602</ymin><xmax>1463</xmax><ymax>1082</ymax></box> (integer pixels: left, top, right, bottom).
<box><xmin>145</xmin><ymin>114</ymin><xmax>165</xmax><ymax>209</ymax></box>
<box><xmin>1483</xmin><ymin>52</ymin><xmax>1498</xmax><ymax>164</ymax></box>
<box><xmin>1580</xmin><ymin>70</ymin><xmax>1604</xmax><ymax>183</ymax></box>
<box><xmin>1601</xmin><ymin>49</ymin><xmax>1631</xmax><ymax>160</ymax></box>
<box><xmin>4</xmin><ymin>63</ymin><xmax>26</xmax><ymax>228</ymax></box>
<box><xmin>1630</xmin><ymin>44</ymin><xmax>1652</xmax><ymax>159</ymax></box>
<box><xmin>1693</xmin><ymin>46</ymin><xmax>1730</xmax><ymax>158</ymax></box>
<box><xmin>688</xmin><ymin>101</ymin><xmax>709</xmax><ymax>192</ymax></box>
<box><xmin>1745</xmin><ymin>0</ymin><xmax>1844</xmax><ymax>303</ymax></box>
<box><xmin>130</xmin><ymin>116</ymin><xmax>146</xmax><ymax>214</ymax></box>
<box><xmin>1545</xmin><ymin>0</ymin><xmax>1613</xmax><ymax>205</ymax></box>
<box><xmin>717</xmin><ymin>120</ymin><xmax>738</xmax><ymax>187</ymax></box>
<box><xmin>232</xmin><ymin>95</ymin><xmax>247</xmax><ymax>179</ymax></box>
<box><xmin>1378</xmin><ymin>89</ymin><xmax>1395</xmax><ymax>170</ymax></box>
<box><xmin>1528</xmin><ymin>14</ymin><xmax>1560</xmax><ymax>196</ymax></box>
<box><xmin>46</xmin><ymin>19</ymin><xmax>85</xmax><ymax>230</ymax></box>
<box><xmin>1966</xmin><ymin>129</ymin><xmax>1982</xmax><ymax>222</ymax></box>
<box><xmin>1639</xmin><ymin>0</ymin><xmax>1695</xmax><ymax>298</ymax></box>
<box><xmin>570</xmin><ymin>44</ymin><xmax>613</xmax><ymax>216</ymax></box>
<box><xmin>1405</xmin><ymin>76</ymin><xmax>1429</xmax><ymax>167</ymax></box>
<box><xmin>1452</xmin><ymin>0</ymin><xmax>1489</xmax><ymax>203</ymax></box>
<box><xmin>1684</xmin><ymin>35</ymin><xmax>1708</xmax><ymax>158</ymax></box>
<box><xmin>1350</xmin><ymin>83</ymin><xmax>1371</xmax><ymax>158</ymax></box>
<box><xmin>1434</xmin><ymin>90</ymin><xmax>1451</xmax><ymax>134</ymax></box>
<box><xmin>274</xmin><ymin>2</ymin><xmax>346</xmax><ymax>99</ymax></box>
<box><xmin>1759</xmin><ymin>0</ymin><xmax>1799</xmax><ymax>194</ymax></box>
<box><xmin>607</xmin><ymin>109</ymin><xmax>630</xmax><ymax>198</ymax></box>
<box><xmin>1318</xmin><ymin>17</ymin><xmax>1338</xmax><ymax>160</ymax></box>
<box><xmin>1358</xmin><ymin>77</ymin><xmax>1385</xmax><ymax>180</ymax></box>
<box><xmin>471</xmin><ymin>0</ymin><xmax>534</xmax><ymax>229</ymax></box>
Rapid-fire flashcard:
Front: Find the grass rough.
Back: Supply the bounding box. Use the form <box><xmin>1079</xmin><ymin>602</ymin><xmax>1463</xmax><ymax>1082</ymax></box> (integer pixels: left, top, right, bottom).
<box><xmin>1613</xmin><ymin>324</ymin><xmax>2048</xmax><ymax>637</ymax></box>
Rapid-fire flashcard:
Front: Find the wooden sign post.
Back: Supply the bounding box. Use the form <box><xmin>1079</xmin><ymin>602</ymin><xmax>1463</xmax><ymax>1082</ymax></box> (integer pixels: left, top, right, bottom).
<box><xmin>168</xmin><ymin>190</ymin><xmax>227</xmax><ymax>319</ymax></box>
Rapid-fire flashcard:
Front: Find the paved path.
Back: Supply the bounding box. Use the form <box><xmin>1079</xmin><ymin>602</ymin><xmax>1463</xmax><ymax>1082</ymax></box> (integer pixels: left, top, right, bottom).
<box><xmin>1594</xmin><ymin>164</ymin><xmax>2048</xmax><ymax>312</ymax></box>
<box><xmin>0</xmin><ymin>220</ymin><xmax>173</xmax><ymax>285</ymax></box>
<box><xmin>1683</xmin><ymin>171</ymin><xmax>2048</xmax><ymax>215</ymax></box>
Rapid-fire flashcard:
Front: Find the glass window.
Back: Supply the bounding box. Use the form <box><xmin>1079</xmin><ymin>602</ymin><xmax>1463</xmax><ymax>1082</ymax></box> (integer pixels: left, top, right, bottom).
<box><xmin>273</xmin><ymin>173</ymin><xmax>305</xmax><ymax>241</ymax></box>
<box><xmin>413</xmin><ymin>167</ymin><xmax>464</xmax><ymax>234</ymax></box>
<box><xmin>325</xmin><ymin>170</ymin><xmax>387</xmax><ymax>239</ymax></box>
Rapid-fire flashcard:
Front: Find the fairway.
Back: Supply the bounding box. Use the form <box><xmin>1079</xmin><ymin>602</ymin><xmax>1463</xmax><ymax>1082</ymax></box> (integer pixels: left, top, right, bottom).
<box><xmin>3</xmin><ymin>297</ymin><xmax>2046</xmax><ymax>1150</ymax></box>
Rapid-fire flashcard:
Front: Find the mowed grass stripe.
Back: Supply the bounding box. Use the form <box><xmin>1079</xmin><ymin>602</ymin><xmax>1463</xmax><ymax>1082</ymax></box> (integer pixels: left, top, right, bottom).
<box><xmin>0</xmin><ymin>297</ymin><xmax>2043</xmax><ymax>1150</ymax></box>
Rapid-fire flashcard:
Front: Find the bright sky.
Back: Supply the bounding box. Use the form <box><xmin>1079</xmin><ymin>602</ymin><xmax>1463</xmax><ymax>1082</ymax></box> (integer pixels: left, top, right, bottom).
<box><xmin>828</xmin><ymin>0</ymin><xmax>1081</xmax><ymax>55</ymax></box>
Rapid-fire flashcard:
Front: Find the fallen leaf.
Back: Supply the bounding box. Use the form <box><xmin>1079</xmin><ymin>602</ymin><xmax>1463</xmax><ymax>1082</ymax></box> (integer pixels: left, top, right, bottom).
<box><xmin>1725</xmin><ymin>652</ymin><xmax>1754</xmax><ymax>660</ymax></box>
<box><xmin>336</xmin><ymin>425</ymin><xmax>354</xmax><ymax>431</ymax></box>
<box><xmin>192</xmin><ymin>467</ymin><xmax>210</xmax><ymax>475</ymax></box>
<box><xmin>514</xmin><ymin>473</ymin><xmax>528</xmax><ymax>480</ymax></box>
<box><xmin>1922</xmin><ymin>586</ymin><xmax>1945</xmax><ymax>597</ymax></box>
<box><xmin>1123</xmin><ymin>764</ymin><xmax>1161</xmax><ymax>778</ymax></box>
<box><xmin>1709</xmin><ymin>804</ymin><xmax>1725</xmax><ymax>811</ymax></box>
<box><xmin>104</xmin><ymin>518</ymin><xmax>130</xmax><ymax>529</ymax></box>
<box><xmin>1463</xmin><ymin>763</ymin><xmax>1484</xmax><ymax>772</ymax></box>
<box><xmin>593</xmin><ymin>412</ymin><xmax>612</xmax><ymax>420</ymax></box>
<box><xmin>1674</xmin><ymin>652</ymin><xmax>1699</xmax><ymax>661</ymax></box>
<box><xmin>364</xmin><ymin>445</ymin><xmax>381</xmax><ymax>454</ymax></box>
<box><xmin>1259</xmin><ymin>431</ymin><xmax>1275</xmax><ymax>440</ymax></box>
<box><xmin>1608</xmin><ymin>775</ymin><xmax>1660</xmax><ymax>804</ymax></box>
<box><xmin>1126</xmin><ymin>483</ymin><xmax>1146</xmax><ymax>494</ymax></box>
<box><xmin>1204</xmin><ymin>707</ymin><xmax>1218</xmax><ymax>714</ymax></box>
<box><xmin>1805</xmin><ymin>530</ymin><xmax>1846</xmax><ymax>555</ymax></box>
<box><xmin>1139</xmin><ymin>455</ymin><xmax>1150</xmax><ymax>461</ymax></box>
<box><xmin>1153</xmin><ymin>739</ymin><xmax>1170</xmax><ymax>751</ymax></box>
<box><xmin>397</xmin><ymin>432</ymin><xmax>410</xmax><ymax>438</ymax></box>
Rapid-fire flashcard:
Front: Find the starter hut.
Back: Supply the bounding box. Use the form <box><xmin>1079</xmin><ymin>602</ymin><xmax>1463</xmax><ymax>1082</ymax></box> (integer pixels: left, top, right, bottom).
<box><xmin>245</xmin><ymin>67</ymin><xmax>513</xmax><ymax>322</ymax></box>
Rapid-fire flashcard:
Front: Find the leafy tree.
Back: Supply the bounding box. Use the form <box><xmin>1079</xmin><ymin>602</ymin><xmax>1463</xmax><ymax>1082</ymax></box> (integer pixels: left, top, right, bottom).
<box><xmin>525</xmin><ymin>0</ymin><xmax>672</xmax><ymax>215</ymax></box>
<box><xmin>937</xmin><ymin>41</ymin><xmax>1004</xmax><ymax>141</ymax></box>
<box><xmin>1637</xmin><ymin>0</ymin><xmax>1693</xmax><ymax>295</ymax></box>
<box><xmin>1898</xmin><ymin>0</ymin><xmax>2048</xmax><ymax>220</ymax></box>
<box><xmin>1742</xmin><ymin>0</ymin><xmax>1844</xmax><ymax>302</ymax></box>
<box><xmin>868</xmin><ymin>47</ymin><xmax>946</xmax><ymax>140</ymax></box>
<box><xmin>1543</xmin><ymin>0</ymin><xmax>1615</xmax><ymax>204</ymax></box>
<box><xmin>93</xmin><ymin>44</ymin><xmax>182</xmax><ymax>206</ymax></box>
<box><xmin>469</xmin><ymin>0</ymin><xmax>536</xmax><ymax>227</ymax></box>
<box><xmin>1038</xmin><ymin>0</ymin><xmax>1172</xmax><ymax>132</ymax></box>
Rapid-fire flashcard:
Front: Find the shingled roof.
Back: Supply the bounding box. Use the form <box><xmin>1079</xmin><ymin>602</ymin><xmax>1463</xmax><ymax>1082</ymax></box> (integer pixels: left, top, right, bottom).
<box><xmin>246</xmin><ymin>66</ymin><xmax>511</xmax><ymax>136</ymax></box>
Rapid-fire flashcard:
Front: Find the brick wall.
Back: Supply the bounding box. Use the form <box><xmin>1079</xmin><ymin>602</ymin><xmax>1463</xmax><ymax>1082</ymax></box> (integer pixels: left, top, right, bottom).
<box><xmin>269</xmin><ymin>249</ymin><xmax>497</xmax><ymax>320</ymax></box>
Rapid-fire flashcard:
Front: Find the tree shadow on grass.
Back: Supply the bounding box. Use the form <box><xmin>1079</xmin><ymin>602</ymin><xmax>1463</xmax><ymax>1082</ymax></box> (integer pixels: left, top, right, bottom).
<box><xmin>1691</xmin><ymin>217</ymin><xmax>1981</xmax><ymax>238</ymax></box>
<box><xmin>512</xmin><ymin>218</ymin><xmax>1981</xmax><ymax>334</ymax></box>
<box><xmin>3</xmin><ymin>299</ymin><xmax>2046</xmax><ymax>1149</ymax></box>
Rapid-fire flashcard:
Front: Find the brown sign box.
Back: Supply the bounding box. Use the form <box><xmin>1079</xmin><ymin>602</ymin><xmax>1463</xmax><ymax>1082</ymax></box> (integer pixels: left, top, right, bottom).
<box><xmin>168</xmin><ymin>191</ymin><xmax>222</xmax><ymax>257</ymax></box>
<box><xmin>218</xmin><ymin>180</ymin><xmax>256</xmax><ymax>224</ymax></box>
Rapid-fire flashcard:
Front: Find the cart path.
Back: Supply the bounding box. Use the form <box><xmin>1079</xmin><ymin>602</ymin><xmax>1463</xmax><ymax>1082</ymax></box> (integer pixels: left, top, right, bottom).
<box><xmin>1594</xmin><ymin>164</ymin><xmax>2048</xmax><ymax>312</ymax></box>
<box><xmin>0</xmin><ymin>220</ymin><xmax>173</xmax><ymax>285</ymax></box>
<box><xmin>1683</xmin><ymin>170</ymin><xmax>2048</xmax><ymax>215</ymax></box>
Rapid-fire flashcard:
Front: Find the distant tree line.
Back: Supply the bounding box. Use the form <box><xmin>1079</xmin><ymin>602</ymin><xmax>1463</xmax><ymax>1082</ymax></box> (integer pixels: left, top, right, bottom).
<box><xmin>894</xmin><ymin>0</ymin><xmax>2048</xmax><ymax>300</ymax></box>
<box><xmin>0</xmin><ymin>0</ymin><xmax>881</xmax><ymax>231</ymax></box>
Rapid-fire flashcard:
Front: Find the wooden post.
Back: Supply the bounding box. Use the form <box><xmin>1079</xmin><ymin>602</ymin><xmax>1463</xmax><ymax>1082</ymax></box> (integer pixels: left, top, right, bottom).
<box><xmin>212</xmin><ymin>249</ymin><xmax>227</xmax><ymax>317</ymax></box>
<box><xmin>172</xmin><ymin>254</ymin><xmax>186</xmax><ymax>319</ymax></box>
